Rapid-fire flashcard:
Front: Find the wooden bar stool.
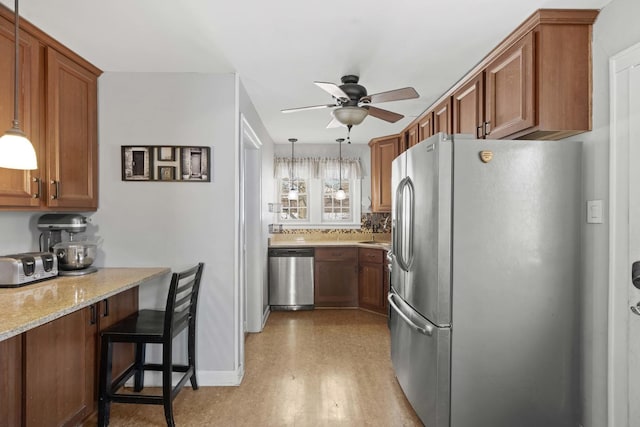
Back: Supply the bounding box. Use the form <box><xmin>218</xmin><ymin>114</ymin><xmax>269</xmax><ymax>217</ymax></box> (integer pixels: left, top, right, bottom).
<box><xmin>98</xmin><ymin>263</ymin><xmax>204</xmax><ymax>427</ymax></box>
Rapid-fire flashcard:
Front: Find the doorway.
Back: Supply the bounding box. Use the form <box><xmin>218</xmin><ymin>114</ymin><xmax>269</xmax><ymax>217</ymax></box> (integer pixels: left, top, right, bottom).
<box><xmin>608</xmin><ymin>41</ymin><xmax>640</xmax><ymax>427</ymax></box>
<box><xmin>239</xmin><ymin>114</ymin><xmax>265</xmax><ymax>335</ymax></box>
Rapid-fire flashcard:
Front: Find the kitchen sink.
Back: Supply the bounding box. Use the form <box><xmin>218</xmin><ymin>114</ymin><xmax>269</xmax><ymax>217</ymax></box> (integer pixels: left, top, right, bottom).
<box><xmin>358</xmin><ymin>241</ymin><xmax>390</xmax><ymax>246</ymax></box>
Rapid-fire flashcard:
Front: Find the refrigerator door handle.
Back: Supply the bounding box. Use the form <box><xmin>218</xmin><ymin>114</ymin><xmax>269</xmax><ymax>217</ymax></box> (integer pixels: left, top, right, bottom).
<box><xmin>405</xmin><ymin>178</ymin><xmax>415</xmax><ymax>268</ymax></box>
<box><xmin>394</xmin><ymin>178</ymin><xmax>405</xmax><ymax>270</ymax></box>
<box><xmin>388</xmin><ymin>293</ymin><xmax>434</xmax><ymax>336</ymax></box>
<box><xmin>395</xmin><ymin>178</ymin><xmax>411</xmax><ymax>272</ymax></box>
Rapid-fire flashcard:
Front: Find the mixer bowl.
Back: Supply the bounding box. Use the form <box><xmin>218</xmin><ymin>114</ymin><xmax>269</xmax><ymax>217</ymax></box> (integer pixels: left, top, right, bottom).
<box><xmin>53</xmin><ymin>241</ymin><xmax>97</xmax><ymax>270</ymax></box>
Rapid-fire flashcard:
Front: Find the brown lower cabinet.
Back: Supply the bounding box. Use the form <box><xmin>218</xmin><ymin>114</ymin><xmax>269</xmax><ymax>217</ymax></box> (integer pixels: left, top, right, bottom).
<box><xmin>98</xmin><ymin>288</ymin><xmax>139</xmax><ymax>380</ymax></box>
<box><xmin>314</xmin><ymin>246</ymin><xmax>388</xmax><ymax>314</ymax></box>
<box><xmin>314</xmin><ymin>247</ymin><xmax>359</xmax><ymax>307</ymax></box>
<box><xmin>0</xmin><ymin>287</ymin><xmax>138</xmax><ymax>427</ymax></box>
<box><xmin>24</xmin><ymin>306</ymin><xmax>97</xmax><ymax>427</ymax></box>
<box><xmin>0</xmin><ymin>334</ymin><xmax>23</xmax><ymax>426</ymax></box>
<box><xmin>358</xmin><ymin>248</ymin><xmax>387</xmax><ymax>314</ymax></box>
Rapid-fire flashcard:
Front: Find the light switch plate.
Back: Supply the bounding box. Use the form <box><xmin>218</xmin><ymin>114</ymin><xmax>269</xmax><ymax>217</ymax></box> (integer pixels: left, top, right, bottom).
<box><xmin>587</xmin><ymin>200</ymin><xmax>603</xmax><ymax>224</ymax></box>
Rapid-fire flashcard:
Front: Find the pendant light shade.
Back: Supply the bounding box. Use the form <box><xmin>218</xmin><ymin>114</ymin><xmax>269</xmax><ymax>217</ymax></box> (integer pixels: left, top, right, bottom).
<box><xmin>0</xmin><ymin>128</ymin><xmax>37</xmax><ymax>169</ymax></box>
<box><xmin>0</xmin><ymin>0</ymin><xmax>37</xmax><ymax>170</ymax></box>
<box><xmin>287</xmin><ymin>188</ymin><xmax>298</xmax><ymax>201</ymax></box>
<box><xmin>287</xmin><ymin>138</ymin><xmax>298</xmax><ymax>201</ymax></box>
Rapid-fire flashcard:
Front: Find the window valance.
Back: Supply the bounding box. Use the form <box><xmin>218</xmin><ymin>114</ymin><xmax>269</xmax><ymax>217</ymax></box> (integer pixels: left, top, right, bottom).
<box><xmin>274</xmin><ymin>157</ymin><xmax>363</xmax><ymax>180</ymax></box>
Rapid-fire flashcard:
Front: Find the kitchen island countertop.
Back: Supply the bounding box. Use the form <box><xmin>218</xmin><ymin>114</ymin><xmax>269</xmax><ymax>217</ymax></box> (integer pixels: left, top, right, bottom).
<box><xmin>0</xmin><ymin>267</ymin><xmax>170</xmax><ymax>342</ymax></box>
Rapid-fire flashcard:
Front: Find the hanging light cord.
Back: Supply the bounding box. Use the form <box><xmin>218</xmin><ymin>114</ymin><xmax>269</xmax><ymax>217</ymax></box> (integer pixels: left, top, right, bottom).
<box><xmin>11</xmin><ymin>0</ymin><xmax>21</xmax><ymax>130</ymax></box>
<box><xmin>289</xmin><ymin>138</ymin><xmax>296</xmax><ymax>189</ymax></box>
<box><xmin>338</xmin><ymin>138</ymin><xmax>343</xmax><ymax>190</ymax></box>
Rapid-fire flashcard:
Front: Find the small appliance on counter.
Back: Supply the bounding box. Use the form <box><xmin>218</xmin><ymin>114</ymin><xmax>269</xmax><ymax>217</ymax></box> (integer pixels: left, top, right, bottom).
<box><xmin>37</xmin><ymin>214</ymin><xmax>99</xmax><ymax>276</ymax></box>
<box><xmin>0</xmin><ymin>252</ymin><xmax>58</xmax><ymax>287</ymax></box>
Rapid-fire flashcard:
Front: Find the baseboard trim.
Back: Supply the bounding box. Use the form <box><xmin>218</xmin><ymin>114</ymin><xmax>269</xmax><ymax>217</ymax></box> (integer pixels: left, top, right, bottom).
<box><xmin>262</xmin><ymin>307</ymin><xmax>271</xmax><ymax>329</ymax></box>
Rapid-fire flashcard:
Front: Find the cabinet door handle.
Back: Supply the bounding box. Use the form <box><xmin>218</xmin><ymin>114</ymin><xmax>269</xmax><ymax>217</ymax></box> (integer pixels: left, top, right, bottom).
<box><xmin>476</xmin><ymin>125</ymin><xmax>483</xmax><ymax>139</ymax></box>
<box><xmin>50</xmin><ymin>180</ymin><xmax>60</xmax><ymax>200</ymax></box>
<box><xmin>484</xmin><ymin>121</ymin><xmax>491</xmax><ymax>136</ymax></box>
<box><xmin>32</xmin><ymin>177</ymin><xmax>41</xmax><ymax>199</ymax></box>
<box><xmin>90</xmin><ymin>305</ymin><xmax>97</xmax><ymax>325</ymax></box>
<box><xmin>102</xmin><ymin>299</ymin><xmax>110</xmax><ymax>317</ymax></box>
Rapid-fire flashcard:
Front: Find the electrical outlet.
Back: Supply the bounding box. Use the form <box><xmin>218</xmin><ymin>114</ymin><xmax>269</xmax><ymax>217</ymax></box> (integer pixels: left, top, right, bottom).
<box><xmin>587</xmin><ymin>200</ymin><xmax>603</xmax><ymax>224</ymax></box>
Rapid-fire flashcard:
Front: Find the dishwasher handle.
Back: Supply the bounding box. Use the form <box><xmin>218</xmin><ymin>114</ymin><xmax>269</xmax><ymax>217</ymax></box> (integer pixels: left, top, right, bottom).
<box><xmin>268</xmin><ymin>248</ymin><xmax>315</xmax><ymax>257</ymax></box>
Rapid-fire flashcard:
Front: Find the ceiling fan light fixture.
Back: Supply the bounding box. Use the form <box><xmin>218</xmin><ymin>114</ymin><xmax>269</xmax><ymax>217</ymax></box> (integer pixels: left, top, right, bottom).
<box><xmin>332</xmin><ymin>106</ymin><xmax>368</xmax><ymax>126</ymax></box>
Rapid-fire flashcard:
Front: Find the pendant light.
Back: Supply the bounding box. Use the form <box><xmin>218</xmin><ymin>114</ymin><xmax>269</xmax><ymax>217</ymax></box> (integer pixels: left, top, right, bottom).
<box><xmin>0</xmin><ymin>0</ymin><xmax>38</xmax><ymax>170</ymax></box>
<box><xmin>335</xmin><ymin>137</ymin><xmax>346</xmax><ymax>201</ymax></box>
<box><xmin>287</xmin><ymin>138</ymin><xmax>298</xmax><ymax>200</ymax></box>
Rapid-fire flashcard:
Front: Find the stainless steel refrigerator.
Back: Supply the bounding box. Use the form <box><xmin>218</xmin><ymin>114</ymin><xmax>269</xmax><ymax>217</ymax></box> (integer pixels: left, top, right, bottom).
<box><xmin>388</xmin><ymin>133</ymin><xmax>581</xmax><ymax>427</ymax></box>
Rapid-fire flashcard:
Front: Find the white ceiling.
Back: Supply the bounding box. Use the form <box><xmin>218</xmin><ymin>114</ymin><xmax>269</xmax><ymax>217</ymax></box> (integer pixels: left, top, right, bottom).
<box><xmin>2</xmin><ymin>0</ymin><xmax>610</xmax><ymax>144</ymax></box>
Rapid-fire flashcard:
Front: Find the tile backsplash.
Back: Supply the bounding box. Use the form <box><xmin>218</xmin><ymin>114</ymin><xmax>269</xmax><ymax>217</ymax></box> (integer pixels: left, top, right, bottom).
<box><xmin>269</xmin><ymin>213</ymin><xmax>391</xmax><ymax>242</ymax></box>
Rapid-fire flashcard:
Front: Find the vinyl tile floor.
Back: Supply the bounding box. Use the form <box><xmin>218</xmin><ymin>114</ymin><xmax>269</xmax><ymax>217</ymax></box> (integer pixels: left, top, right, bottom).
<box><xmin>92</xmin><ymin>309</ymin><xmax>422</xmax><ymax>426</ymax></box>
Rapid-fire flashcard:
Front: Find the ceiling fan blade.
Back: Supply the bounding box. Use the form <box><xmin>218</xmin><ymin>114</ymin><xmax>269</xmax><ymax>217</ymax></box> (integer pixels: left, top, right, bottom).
<box><xmin>362</xmin><ymin>87</ymin><xmax>419</xmax><ymax>104</ymax></box>
<box><xmin>326</xmin><ymin>117</ymin><xmax>344</xmax><ymax>128</ymax></box>
<box><xmin>314</xmin><ymin>81</ymin><xmax>349</xmax><ymax>101</ymax></box>
<box><xmin>366</xmin><ymin>106</ymin><xmax>404</xmax><ymax>123</ymax></box>
<box><xmin>281</xmin><ymin>104</ymin><xmax>336</xmax><ymax>113</ymax></box>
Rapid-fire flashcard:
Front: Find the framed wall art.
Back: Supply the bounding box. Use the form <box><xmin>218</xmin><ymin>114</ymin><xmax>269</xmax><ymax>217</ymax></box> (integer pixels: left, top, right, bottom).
<box><xmin>121</xmin><ymin>145</ymin><xmax>211</xmax><ymax>182</ymax></box>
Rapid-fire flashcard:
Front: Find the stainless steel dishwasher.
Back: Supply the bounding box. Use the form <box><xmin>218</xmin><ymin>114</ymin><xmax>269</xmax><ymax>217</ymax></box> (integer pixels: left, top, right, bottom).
<box><xmin>268</xmin><ymin>247</ymin><xmax>314</xmax><ymax>310</ymax></box>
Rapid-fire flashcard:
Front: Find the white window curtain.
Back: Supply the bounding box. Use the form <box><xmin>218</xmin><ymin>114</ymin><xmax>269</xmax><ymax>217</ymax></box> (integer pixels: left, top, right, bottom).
<box><xmin>316</xmin><ymin>157</ymin><xmax>363</xmax><ymax>180</ymax></box>
<box><xmin>274</xmin><ymin>157</ymin><xmax>363</xmax><ymax>180</ymax></box>
<box><xmin>273</xmin><ymin>157</ymin><xmax>317</xmax><ymax>179</ymax></box>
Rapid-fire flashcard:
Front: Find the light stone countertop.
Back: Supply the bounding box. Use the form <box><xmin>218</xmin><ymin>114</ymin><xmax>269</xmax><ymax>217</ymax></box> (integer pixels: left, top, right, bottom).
<box><xmin>0</xmin><ymin>267</ymin><xmax>170</xmax><ymax>342</ymax></box>
<box><xmin>269</xmin><ymin>240</ymin><xmax>391</xmax><ymax>251</ymax></box>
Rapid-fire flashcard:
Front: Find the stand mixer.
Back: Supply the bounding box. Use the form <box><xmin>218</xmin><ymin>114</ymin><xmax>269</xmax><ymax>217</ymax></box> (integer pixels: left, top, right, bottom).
<box><xmin>37</xmin><ymin>214</ymin><xmax>98</xmax><ymax>276</ymax></box>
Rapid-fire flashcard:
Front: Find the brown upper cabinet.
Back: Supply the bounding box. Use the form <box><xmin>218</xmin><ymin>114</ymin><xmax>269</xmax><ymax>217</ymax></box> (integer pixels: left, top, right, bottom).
<box><xmin>433</xmin><ymin>97</ymin><xmax>452</xmax><ymax>135</ymax></box>
<box><xmin>369</xmin><ymin>134</ymin><xmax>400</xmax><ymax>213</ymax></box>
<box><xmin>417</xmin><ymin>112</ymin><xmax>434</xmax><ymax>141</ymax></box>
<box><xmin>404</xmin><ymin>123</ymin><xmax>420</xmax><ymax>150</ymax></box>
<box><xmin>0</xmin><ymin>6</ymin><xmax>101</xmax><ymax>210</ymax></box>
<box><xmin>369</xmin><ymin>9</ymin><xmax>597</xmax><ymax>222</ymax></box>
<box><xmin>395</xmin><ymin>8</ymin><xmax>598</xmax><ymax>143</ymax></box>
<box><xmin>46</xmin><ymin>48</ymin><xmax>99</xmax><ymax>209</ymax></box>
<box><xmin>453</xmin><ymin>73</ymin><xmax>484</xmax><ymax>138</ymax></box>
<box><xmin>0</xmin><ymin>15</ymin><xmax>41</xmax><ymax>208</ymax></box>
<box><xmin>483</xmin><ymin>31</ymin><xmax>534</xmax><ymax>139</ymax></box>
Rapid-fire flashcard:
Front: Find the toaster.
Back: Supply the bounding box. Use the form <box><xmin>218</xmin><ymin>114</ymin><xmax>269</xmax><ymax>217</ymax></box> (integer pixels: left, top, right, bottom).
<box><xmin>0</xmin><ymin>252</ymin><xmax>58</xmax><ymax>287</ymax></box>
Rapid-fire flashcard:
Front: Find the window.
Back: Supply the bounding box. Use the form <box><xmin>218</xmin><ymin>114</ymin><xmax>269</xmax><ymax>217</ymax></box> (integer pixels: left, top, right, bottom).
<box><xmin>279</xmin><ymin>178</ymin><xmax>308</xmax><ymax>220</ymax></box>
<box><xmin>322</xmin><ymin>179</ymin><xmax>351</xmax><ymax>222</ymax></box>
<box><xmin>277</xmin><ymin>178</ymin><xmax>361</xmax><ymax>227</ymax></box>
<box><xmin>273</xmin><ymin>156</ymin><xmax>363</xmax><ymax>228</ymax></box>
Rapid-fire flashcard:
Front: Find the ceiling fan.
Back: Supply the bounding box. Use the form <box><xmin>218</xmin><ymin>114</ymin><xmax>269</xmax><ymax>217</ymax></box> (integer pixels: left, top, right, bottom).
<box><xmin>281</xmin><ymin>75</ymin><xmax>419</xmax><ymax>129</ymax></box>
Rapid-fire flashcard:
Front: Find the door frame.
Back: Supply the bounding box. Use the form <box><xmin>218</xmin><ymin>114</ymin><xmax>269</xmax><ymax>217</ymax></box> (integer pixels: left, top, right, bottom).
<box><xmin>239</xmin><ymin>113</ymin><xmax>264</xmax><ymax>334</ymax></box>
<box><xmin>608</xmin><ymin>41</ymin><xmax>640</xmax><ymax>427</ymax></box>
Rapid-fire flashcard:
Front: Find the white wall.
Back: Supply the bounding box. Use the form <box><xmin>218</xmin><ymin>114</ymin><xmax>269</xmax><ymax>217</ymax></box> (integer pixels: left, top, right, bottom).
<box><xmin>95</xmin><ymin>72</ymin><xmax>241</xmax><ymax>384</ymax></box>
<box><xmin>0</xmin><ymin>212</ymin><xmax>48</xmax><ymax>253</ymax></box>
<box><xmin>568</xmin><ymin>0</ymin><xmax>640</xmax><ymax>425</ymax></box>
